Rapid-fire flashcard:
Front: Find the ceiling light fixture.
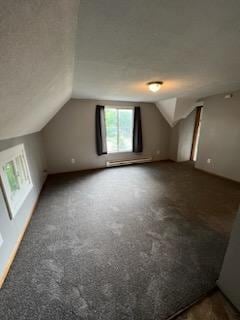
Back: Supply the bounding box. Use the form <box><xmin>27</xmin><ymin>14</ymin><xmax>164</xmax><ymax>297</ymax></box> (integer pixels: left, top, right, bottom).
<box><xmin>147</xmin><ymin>81</ymin><xmax>163</xmax><ymax>92</ymax></box>
<box><xmin>224</xmin><ymin>94</ymin><xmax>233</xmax><ymax>99</ymax></box>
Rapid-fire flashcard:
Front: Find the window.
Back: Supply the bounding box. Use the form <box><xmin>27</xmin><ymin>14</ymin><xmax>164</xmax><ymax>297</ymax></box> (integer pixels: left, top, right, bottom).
<box><xmin>0</xmin><ymin>144</ymin><xmax>33</xmax><ymax>218</ymax></box>
<box><xmin>105</xmin><ymin>107</ymin><xmax>133</xmax><ymax>153</ymax></box>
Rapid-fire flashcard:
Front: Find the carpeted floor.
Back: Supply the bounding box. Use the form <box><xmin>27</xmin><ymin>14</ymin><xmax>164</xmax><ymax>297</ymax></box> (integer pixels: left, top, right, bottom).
<box><xmin>0</xmin><ymin>161</ymin><xmax>239</xmax><ymax>320</ymax></box>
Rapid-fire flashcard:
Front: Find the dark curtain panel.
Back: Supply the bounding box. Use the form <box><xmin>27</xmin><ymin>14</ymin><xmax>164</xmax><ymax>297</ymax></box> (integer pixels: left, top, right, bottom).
<box><xmin>96</xmin><ymin>105</ymin><xmax>107</xmax><ymax>155</ymax></box>
<box><xmin>133</xmin><ymin>106</ymin><xmax>143</xmax><ymax>153</ymax></box>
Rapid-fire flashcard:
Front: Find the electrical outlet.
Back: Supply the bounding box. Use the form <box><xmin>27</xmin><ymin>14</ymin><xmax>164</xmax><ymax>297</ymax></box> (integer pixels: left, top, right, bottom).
<box><xmin>156</xmin><ymin>150</ymin><xmax>160</xmax><ymax>155</ymax></box>
<box><xmin>71</xmin><ymin>158</ymin><xmax>76</xmax><ymax>164</ymax></box>
<box><xmin>207</xmin><ymin>158</ymin><xmax>212</xmax><ymax>164</ymax></box>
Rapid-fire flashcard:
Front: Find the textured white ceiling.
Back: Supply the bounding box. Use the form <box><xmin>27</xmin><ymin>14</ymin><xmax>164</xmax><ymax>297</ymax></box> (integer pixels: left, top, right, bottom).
<box><xmin>73</xmin><ymin>0</ymin><xmax>240</xmax><ymax>102</ymax></box>
<box><xmin>1</xmin><ymin>0</ymin><xmax>240</xmax><ymax>139</ymax></box>
<box><xmin>0</xmin><ymin>0</ymin><xmax>79</xmax><ymax>139</ymax></box>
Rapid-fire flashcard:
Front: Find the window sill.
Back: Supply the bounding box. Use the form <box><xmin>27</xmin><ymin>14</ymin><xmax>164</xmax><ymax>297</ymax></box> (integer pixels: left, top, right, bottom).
<box><xmin>107</xmin><ymin>151</ymin><xmax>133</xmax><ymax>155</ymax></box>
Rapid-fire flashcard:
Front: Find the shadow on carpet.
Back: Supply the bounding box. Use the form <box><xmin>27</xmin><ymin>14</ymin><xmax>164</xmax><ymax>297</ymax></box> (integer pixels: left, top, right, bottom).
<box><xmin>0</xmin><ymin>166</ymin><xmax>227</xmax><ymax>320</ymax></box>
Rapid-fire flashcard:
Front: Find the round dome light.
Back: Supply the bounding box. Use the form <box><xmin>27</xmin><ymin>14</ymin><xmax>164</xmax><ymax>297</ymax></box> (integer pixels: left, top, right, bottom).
<box><xmin>147</xmin><ymin>81</ymin><xmax>163</xmax><ymax>92</ymax></box>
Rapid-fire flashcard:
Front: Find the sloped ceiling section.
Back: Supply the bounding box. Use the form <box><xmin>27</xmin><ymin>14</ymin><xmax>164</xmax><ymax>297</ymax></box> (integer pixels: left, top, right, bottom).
<box><xmin>156</xmin><ymin>97</ymin><xmax>203</xmax><ymax>127</ymax></box>
<box><xmin>0</xmin><ymin>0</ymin><xmax>79</xmax><ymax>140</ymax></box>
<box><xmin>156</xmin><ymin>98</ymin><xmax>177</xmax><ymax>127</ymax></box>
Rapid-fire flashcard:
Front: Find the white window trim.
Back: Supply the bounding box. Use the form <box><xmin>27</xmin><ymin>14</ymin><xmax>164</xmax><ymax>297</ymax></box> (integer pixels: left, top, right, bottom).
<box><xmin>105</xmin><ymin>106</ymin><xmax>134</xmax><ymax>154</ymax></box>
<box><xmin>0</xmin><ymin>144</ymin><xmax>33</xmax><ymax>219</ymax></box>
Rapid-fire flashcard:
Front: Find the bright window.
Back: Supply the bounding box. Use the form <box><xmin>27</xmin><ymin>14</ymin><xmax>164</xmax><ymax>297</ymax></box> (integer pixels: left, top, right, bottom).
<box><xmin>105</xmin><ymin>107</ymin><xmax>133</xmax><ymax>153</ymax></box>
<box><xmin>0</xmin><ymin>144</ymin><xmax>33</xmax><ymax>218</ymax></box>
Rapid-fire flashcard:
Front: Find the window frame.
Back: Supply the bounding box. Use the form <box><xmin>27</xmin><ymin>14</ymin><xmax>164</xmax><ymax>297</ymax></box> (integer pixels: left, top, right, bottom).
<box><xmin>105</xmin><ymin>106</ymin><xmax>134</xmax><ymax>154</ymax></box>
<box><xmin>0</xmin><ymin>144</ymin><xmax>33</xmax><ymax>219</ymax></box>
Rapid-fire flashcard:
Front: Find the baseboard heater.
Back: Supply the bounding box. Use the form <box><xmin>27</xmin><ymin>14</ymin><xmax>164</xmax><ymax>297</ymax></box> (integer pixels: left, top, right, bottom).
<box><xmin>106</xmin><ymin>157</ymin><xmax>152</xmax><ymax>168</ymax></box>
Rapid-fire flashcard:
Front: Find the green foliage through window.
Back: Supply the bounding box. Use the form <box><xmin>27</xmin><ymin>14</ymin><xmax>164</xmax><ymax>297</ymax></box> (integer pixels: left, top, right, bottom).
<box><xmin>105</xmin><ymin>108</ymin><xmax>133</xmax><ymax>153</ymax></box>
<box><xmin>4</xmin><ymin>161</ymin><xmax>20</xmax><ymax>193</ymax></box>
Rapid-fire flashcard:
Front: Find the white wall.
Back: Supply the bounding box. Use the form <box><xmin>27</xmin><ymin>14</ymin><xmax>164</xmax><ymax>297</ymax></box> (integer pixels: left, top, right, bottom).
<box><xmin>0</xmin><ymin>132</ymin><xmax>47</xmax><ymax>281</ymax></box>
<box><xmin>156</xmin><ymin>97</ymin><xmax>197</xmax><ymax>127</ymax></box>
<box><xmin>169</xmin><ymin>109</ymin><xmax>196</xmax><ymax>162</ymax></box>
<box><xmin>218</xmin><ymin>206</ymin><xmax>240</xmax><ymax>311</ymax></box>
<box><xmin>169</xmin><ymin>124</ymin><xmax>180</xmax><ymax>161</ymax></box>
<box><xmin>177</xmin><ymin>110</ymin><xmax>196</xmax><ymax>162</ymax></box>
<box><xmin>42</xmin><ymin>99</ymin><xmax>171</xmax><ymax>173</ymax></box>
<box><xmin>174</xmin><ymin>97</ymin><xmax>197</xmax><ymax>124</ymax></box>
<box><xmin>196</xmin><ymin>90</ymin><xmax>240</xmax><ymax>182</ymax></box>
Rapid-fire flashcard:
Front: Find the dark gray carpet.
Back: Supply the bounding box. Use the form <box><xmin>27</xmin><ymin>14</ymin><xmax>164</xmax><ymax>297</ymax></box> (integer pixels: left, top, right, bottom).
<box><xmin>0</xmin><ymin>162</ymin><xmax>228</xmax><ymax>320</ymax></box>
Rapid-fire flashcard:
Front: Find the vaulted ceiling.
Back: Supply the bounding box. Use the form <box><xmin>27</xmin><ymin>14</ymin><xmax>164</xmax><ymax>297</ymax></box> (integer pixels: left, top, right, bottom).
<box><xmin>1</xmin><ymin>0</ymin><xmax>240</xmax><ymax>139</ymax></box>
<box><xmin>0</xmin><ymin>0</ymin><xmax>79</xmax><ymax>139</ymax></box>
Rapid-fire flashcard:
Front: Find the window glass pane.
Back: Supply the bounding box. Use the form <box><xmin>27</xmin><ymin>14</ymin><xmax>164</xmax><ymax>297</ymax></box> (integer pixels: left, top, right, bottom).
<box><xmin>106</xmin><ymin>126</ymin><xmax>118</xmax><ymax>153</ymax></box>
<box><xmin>105</xmin><ymin>108</ymin><xmax>117</xmax><ymax>127</ymax></box>
<box><xmin>0</xmin><ymin>144</ymin><xmax>33</xmax><ymax>218</ymax></box>
<box><xmin>119</xmin><ymin>109</ymin><xmax>133</xmax><ymax>152</ymax></box>
<box><xmin>3</xmin><ymin>161</ymin><xmax>19</xmax><ymax>193</ymax></box>
<box><xmin>16</xmin><ymin>154</ymin><xmax>29</xmax><ymax>185</ymax></box>
<box><xmin>105</xmin><ymin>107</ymin><xmax>133</xmax><ymax>153</ymax></box>
<box><xmin>105</xmin><ymin>108</ymin><xmax>118</xmax><ymax>153</ymax></box>
<box><xmin>16</xmin><ymin>156</ymin><xmax>24</xmax><ymax>185</ymax></box>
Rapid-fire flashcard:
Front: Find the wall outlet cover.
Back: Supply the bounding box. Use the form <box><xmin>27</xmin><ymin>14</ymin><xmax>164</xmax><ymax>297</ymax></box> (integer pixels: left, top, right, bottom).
<box><xmin>71</xmin><ymin>158</ymin><xmax>76</xmax><ymax>164</ymax></box>
<box><xmin>207</xmin><ymin>158</ymin><xmax>212</xmax><ymax>164</ymax></box>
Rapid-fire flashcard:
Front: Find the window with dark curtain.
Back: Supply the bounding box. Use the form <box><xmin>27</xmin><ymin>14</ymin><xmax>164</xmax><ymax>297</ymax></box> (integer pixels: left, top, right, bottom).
<box><xmin>133</xmin><ymin>106</ymin><xmax>143</xmax><ymax>153</ymax></box>
<box><xmin>95</xmin><ymin>105</ymin><xmax>107</xmax><ymax>155</ymax></box>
